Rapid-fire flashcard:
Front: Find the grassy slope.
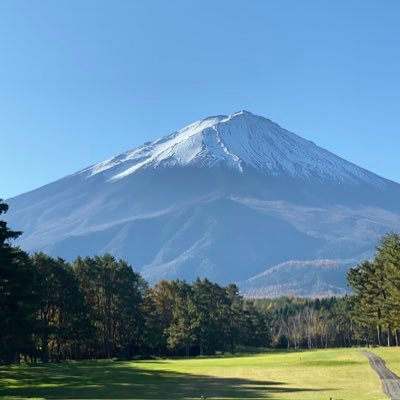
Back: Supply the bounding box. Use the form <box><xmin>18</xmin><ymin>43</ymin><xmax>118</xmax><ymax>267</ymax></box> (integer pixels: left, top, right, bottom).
<box><xmin>0</xmin><ymin>349</ymin><xmax>385</xmax><ymax>400</ymax></box>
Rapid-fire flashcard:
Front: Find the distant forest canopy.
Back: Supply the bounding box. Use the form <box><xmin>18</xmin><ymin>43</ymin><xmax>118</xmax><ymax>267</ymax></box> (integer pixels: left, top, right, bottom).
<box><xmin>1</xmin><ymin>199</ymin><xmax>400</xmax><ymax>365</ymax></box>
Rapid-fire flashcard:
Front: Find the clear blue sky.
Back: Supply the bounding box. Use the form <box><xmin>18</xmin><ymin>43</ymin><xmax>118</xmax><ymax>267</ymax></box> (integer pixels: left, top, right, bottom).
<box><xmin>1</xmin><ymin>0</ymin><xmax>399</xmax><ymax>199</ymax></box>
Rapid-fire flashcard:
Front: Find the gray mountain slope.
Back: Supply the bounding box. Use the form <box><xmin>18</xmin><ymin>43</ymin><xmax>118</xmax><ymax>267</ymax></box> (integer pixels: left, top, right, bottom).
<box><xmin>6</xmin><ymin>111</ymin><xmax>400</xmax><ymax>296</ymax></box>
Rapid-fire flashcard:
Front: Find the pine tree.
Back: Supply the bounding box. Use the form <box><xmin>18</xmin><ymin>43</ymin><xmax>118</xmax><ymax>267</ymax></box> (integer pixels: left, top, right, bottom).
<box><xmin>166</xmin><ymin>280</ymin><xmax>195</xmax><ymax>356</ymax></box>
<box><xmin>0</xmin><ymin>200</ymin><xmax>37</xmax><ymax>364</ymax></box>
<box><xmin>347</xmin><ymin>232</ymin><xmax>400</xmax><ymax>346</ymax></box>
<box><xmin>375</xmin><ymin>232</ymin><xmax>400</xmax><ymax>345</ymax></box>
<box><xmin>31</xmin><ymin>253</ymin><xmax>90</xmax><ymax>362</ymax></box>
<box><xmin>74</xmin><ymin>254</ymin><xmax>145</xmax><ymax>359</ymax></box>
<box><xmin>348</xmin><ymin>261</ymin><xmax>384</xmax><ymax>344</ymax></box>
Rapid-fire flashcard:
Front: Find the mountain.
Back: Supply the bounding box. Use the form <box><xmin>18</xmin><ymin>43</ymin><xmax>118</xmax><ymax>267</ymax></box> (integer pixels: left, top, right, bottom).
<box><xmin>6</xmin><ymin>111</ymin><xmax>400</xmax><ymax>296</ymax></box>
<box><xmin>241</xmin><ymin>259</ymin><xmax>355</xmax><ymax>298</ymax></box>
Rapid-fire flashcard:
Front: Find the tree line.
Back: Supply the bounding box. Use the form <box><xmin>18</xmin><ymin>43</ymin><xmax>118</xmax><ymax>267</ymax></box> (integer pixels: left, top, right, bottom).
<box><xmin>255</xmin><ymin>297</ymin><xmax>353</xmax><ymax>349</ymax></box>
<box><xmin>348</xmin><ymin>232</ymin><xmax>400</xmax><ymax>347</ymax></box>
<box><xmin>0</xmin><ymin>200</ymin><xmax>269</xmax><ymax>363</ymax></box>
<box><xmin>255</xmin><ymin>233</ymin><xmax>400</xmax><ymax>350</ymax></box>
<box><xmin>2</xmin><ymin>198</ymin><xmax>400</xmax><ymax>364</ymax></box>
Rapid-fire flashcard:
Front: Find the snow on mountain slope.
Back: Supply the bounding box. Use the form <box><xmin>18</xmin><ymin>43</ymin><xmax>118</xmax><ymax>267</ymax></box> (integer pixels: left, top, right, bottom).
<box><xmin>6</xmin><ymin>111</ymin><xmax>400</xmax><ymax>296</ymax></box>
<box><xmin>79</xmin><ymin>111</ymin><xmax>386</xmax><ymax>186</ymax></box>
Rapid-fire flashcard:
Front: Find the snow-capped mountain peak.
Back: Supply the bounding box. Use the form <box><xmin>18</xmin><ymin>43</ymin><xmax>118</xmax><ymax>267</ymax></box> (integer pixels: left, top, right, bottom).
<box><xmin>81</xmin><ymin>111</ymin><xmax>385</xmax><ymax>186</ymax></box>
<box><xmin>7</xmin><ymin>110</ymin><xmax>400</xmax><ymax>297</ymax></box>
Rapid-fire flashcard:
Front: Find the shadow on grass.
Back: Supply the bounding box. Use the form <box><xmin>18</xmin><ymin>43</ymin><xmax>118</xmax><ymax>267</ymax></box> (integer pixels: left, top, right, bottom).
<box><xmin>139</xmin><ymin>348</ymin><xmax>318</xmax><ymax>362</ymax></box>
<box><xmin>0</xmin><ymin>360</ymin><xmax>332</xmax><ymax>399</ymax></box>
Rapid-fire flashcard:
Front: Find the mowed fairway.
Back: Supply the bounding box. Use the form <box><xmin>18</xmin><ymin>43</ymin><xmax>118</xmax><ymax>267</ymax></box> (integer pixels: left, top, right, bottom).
<box><xmin>0</xmin><ymin>349</ymin><xmax>387</xmax><ymax>400</ymax></box>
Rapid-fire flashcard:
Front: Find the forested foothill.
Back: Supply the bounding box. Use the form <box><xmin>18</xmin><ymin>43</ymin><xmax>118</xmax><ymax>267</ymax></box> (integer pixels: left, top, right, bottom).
<box><xmin>1</xmin><ymin>199</ymin><xmax>400</xmax><ymax>364</ymax></box>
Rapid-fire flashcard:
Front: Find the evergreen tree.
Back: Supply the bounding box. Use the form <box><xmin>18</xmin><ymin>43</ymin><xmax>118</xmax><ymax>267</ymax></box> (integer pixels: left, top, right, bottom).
<box><xmin>223</xmin><ymin>284</ymin><xmax>246</xmax><ymax>353</ymax></box>
<box><xmin>74</xmin><ymin>254</ymin><xmax>145</xmax><ymax>359</ymax></box>
<box><xmin>0</xmin><ymin>200</ymin><xmax>37</xmax><ymax>364</ymax></box>
<box><xmin>347</xmin><ymin>232</ymin><xmax>400</xmax><ymax>346</ymax></box>
<box><xmin>146</xmin><ymin>280</ymin><xmax>180</xmax><ymax>354</ymax></box>
<box><xmin>166</xmin><ymin>280</ymin><xmax>195</xmax><ymax>356</ymax></box>
<box><xmin>347</xmin><ymin>261</ymin><xmax>384</xmax><ymax>345</ymax></box>
<box><xmin>375</xmin><ymin>232</ymin><xmax>400</xmax><ymax>345</ymax></box>
<box><xmin>31</xmin><ymin>253</ymin><xmax>89</xmax><ymax>362</ymax></box>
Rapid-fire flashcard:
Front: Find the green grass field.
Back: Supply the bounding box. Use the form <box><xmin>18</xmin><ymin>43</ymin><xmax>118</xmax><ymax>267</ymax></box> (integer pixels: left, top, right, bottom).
<box><xmin>371</xmin><ymin>346</ymin><xmax>400</xmax><ymax>377</ymax></box>
<box><xmin>0</xmin><ymin>348</ymin><xmax>387</xmax><ymax>400</ymax></box>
